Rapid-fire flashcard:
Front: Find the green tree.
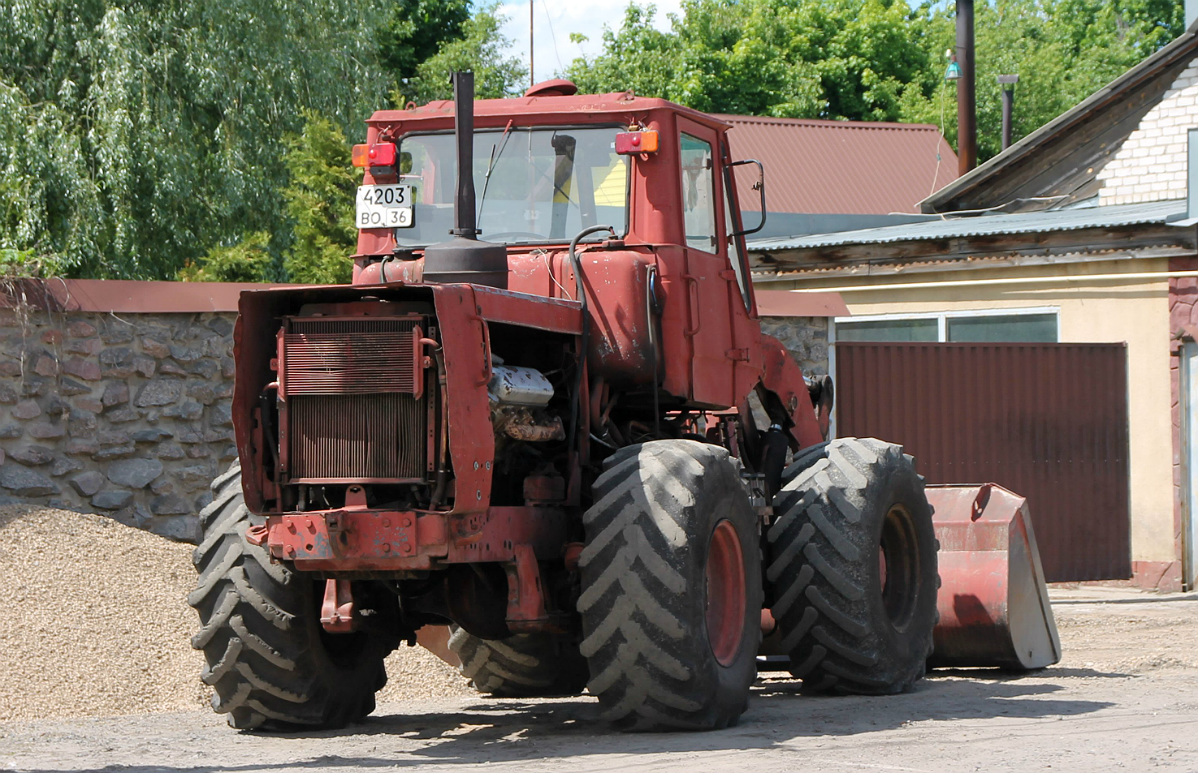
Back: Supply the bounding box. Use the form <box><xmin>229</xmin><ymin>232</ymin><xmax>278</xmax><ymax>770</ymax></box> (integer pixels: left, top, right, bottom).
<box><xmin>377</xmin><ymin>0</ymin><xmax>472</xmax><ymax>94</ymax></box>
<box><xmin>177</xmin><ymin>232</ymin><xmax>276</xmax><ymax>283</ymax></box>
<box><xmin>0</xmin><ymin>0</ymin><xmax>393</xmax><ymax>280</ymax></box>
<box><xmin>566</xmin><ymin>0</ymin><xmax>930</xmax><ymax>120</ymax></box>
<box><xmin>407</xmin><ymin>4</ymin><xmax>525</xmax><ymax>103</ymax></box>
<box><xmin>897</xmin><ymin>0</ymin><xmax>1184</xmax><ymax>160</ymax></box>
<box><xmin>281</xmin><ymin>111</ymin><xmax>359</xmax><ymax>285</ymax></box>
<box><xmin>566</xmin><ymin>5</ymin><xmax>683</xmax><ymax>103</ymax></box>
<box><xmin>566</xmin><ymin>0</ymin><xmax>1185</xmax><ymax>161</ymax></box>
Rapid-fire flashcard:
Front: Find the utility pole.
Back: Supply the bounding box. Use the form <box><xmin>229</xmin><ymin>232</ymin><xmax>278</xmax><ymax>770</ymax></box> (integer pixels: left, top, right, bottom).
<box><xmin>530</xmin><ymin>0</ymin><xmax>535</xmax><ymax>88</ymax></box>
<box><xmin>956</xmin><ymin>0</ymin><xmax>977</xmax><ymax>174</ymax></box>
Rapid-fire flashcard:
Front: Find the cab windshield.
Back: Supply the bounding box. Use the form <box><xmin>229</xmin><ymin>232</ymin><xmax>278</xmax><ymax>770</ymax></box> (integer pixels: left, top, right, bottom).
<box><xmin>394</xmin><ymin>126</ymin><xmax>628</xmax><ymax>247</ymax></box>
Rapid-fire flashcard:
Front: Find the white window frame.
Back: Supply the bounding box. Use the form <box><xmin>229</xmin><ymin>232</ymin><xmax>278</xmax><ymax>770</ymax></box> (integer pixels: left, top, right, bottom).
<box><xmin>831</xmin><ymin>305</ymin><xmax>1061</xmax><ymax>345</ymax></box>
<box><xmin>826</xmin><ymin>306</ymin><xmax>1060</xmax><ymax>438</ymax></box>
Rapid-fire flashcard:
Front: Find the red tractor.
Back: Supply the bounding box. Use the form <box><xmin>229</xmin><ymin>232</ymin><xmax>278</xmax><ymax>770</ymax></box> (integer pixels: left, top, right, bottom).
<box><xmin>189</xmin><ymin>74</ymin><xmax>1059</xmax><ymax>731</ymax></box>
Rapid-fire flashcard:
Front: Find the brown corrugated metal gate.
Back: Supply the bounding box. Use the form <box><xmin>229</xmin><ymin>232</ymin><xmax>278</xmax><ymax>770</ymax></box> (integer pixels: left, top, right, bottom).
<box><xmin>835</xmin><ymin>342</ymin><xmax>1130</xmax><ymax>583</ymax></box>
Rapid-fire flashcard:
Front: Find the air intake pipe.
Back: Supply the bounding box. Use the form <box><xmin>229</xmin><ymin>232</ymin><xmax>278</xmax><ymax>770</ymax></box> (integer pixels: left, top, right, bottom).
<box><xmin>423</xmin><ymin>71</ymin><xmax>508</xmax><ymax>288</ymax></box>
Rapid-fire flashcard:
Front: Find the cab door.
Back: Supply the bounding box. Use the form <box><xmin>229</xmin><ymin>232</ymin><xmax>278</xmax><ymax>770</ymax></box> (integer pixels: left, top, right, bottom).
<box><xmin>719</xmin><ymin>138</ymin><xmax>768</xmax><ymax>401</ymax></box>
<box><xmin>677</xmin><ymin>118</ymin><xmax>738</xmax><ymax>406</ymax></box>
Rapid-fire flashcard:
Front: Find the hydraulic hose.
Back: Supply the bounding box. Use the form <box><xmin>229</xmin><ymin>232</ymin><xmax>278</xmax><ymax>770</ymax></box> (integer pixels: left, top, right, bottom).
<box><xmin>566</xmin><ymin>224</ymin><xmax>616</xmax><ymax>456</ymax></box>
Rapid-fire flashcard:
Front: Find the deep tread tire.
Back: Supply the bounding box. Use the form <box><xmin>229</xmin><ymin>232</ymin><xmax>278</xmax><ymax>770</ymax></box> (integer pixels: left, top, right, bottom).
<box><xmin>189</xmin><ymin>463</ymin><xmax>399</xmax><ymax>730</ymax></box>
<box><xmin>577</xmin><ymin>440</ymin><xmax>762</xmax><ymax>731</ymax></box>
<box><xmin>447</xmin><ymin>626</ymin><xmax>589</xmax><ymax>697</ymax></box>
<box><xmin>766</xmin><ymin>437</ymin><xmax>938</xmax><ymax>695</ymax></box>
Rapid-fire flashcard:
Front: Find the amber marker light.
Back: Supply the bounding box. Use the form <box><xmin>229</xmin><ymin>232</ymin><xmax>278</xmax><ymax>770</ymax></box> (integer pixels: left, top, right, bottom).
<box><xmin>352</xmin><ymin>142</ymin><xmax>397</xmax><ymax>168</ymax></box>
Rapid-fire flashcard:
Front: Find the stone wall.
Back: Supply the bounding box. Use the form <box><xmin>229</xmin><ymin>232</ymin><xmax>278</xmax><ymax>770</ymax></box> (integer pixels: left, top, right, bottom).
<box><xmin>0</xmin><ymin>306</ymin><xmax>238</xmax><ymax>541</ymax></box>
<box><xmin>1098</xmin><ymin>57</ymin><xmax>1197</xmax><ymax>206</ymax></box>
<box><xmin>759</xmin><ymin>315</ymin><xmax>830</xmax><ymax>376</ymax></box>
<box><xmin>0</xmin><ymin>282</ymin><xmax>832</xmax><ymax>544</ymax></box>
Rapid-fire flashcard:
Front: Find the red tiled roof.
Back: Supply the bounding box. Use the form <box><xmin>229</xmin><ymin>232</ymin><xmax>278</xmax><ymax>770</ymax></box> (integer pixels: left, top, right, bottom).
<box><xmin>718</xmin><ymin>115</ymin><xmax>959</xmax><ymax>215</ymax></box>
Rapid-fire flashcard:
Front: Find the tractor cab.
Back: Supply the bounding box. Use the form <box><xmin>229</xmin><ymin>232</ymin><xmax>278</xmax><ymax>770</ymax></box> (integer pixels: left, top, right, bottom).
<box><xmin>348</xmin><ymin>82</ymin><xmax>768</xmax><ymax>414</ymax></box>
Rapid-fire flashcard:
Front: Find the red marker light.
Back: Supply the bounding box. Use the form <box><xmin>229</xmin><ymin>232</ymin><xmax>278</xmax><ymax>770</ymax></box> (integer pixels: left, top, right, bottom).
<box><xmin>368</xmin><ymin>142</ymin><xmax>396</xmax><ymax>166</ymax></box>
<box><xmin>615</xmin><ymin>131</ymin><xmax>659</xmax><ymax>155</ymax></box>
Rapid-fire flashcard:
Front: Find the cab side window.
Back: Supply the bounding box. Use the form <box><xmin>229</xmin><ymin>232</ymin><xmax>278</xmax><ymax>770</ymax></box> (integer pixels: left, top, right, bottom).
<box><xmin>680</xmin><ymin>133</ymin><xmax>717</xmax><ymax>253</ymax></box>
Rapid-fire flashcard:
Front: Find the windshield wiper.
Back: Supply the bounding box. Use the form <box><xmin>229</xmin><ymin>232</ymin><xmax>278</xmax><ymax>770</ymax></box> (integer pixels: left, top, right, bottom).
<box><xmin>476</xmin><ymin>120</ymin><xmax>513</xmax><ymax>228</ymax></box>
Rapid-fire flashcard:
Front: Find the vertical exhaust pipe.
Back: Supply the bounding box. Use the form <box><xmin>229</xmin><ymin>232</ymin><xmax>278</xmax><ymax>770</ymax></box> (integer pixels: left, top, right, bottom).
<box><xmin>999</xmin><ymin>75</ymin><xmax>1019</xmax><ymax>151</ymax></box>
<box><xmin>423</xmin><ymin>71</ymin><xmax>508</xmax><ymax>288</ymax></box>
<box><xmin>956</xmin><ymin>0</ymin><xmax>977</xmax><ymax>174</ymax></box>
<box><xmin>451</xmin><ymin>72</ymin><xmax>480</xmax><ymax>239</ymax></box>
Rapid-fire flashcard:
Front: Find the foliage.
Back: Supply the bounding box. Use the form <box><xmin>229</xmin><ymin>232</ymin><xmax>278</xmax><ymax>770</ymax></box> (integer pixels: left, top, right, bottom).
<box><xmin>0</xmin><ymin>248</ymin><xmax>41</xmax><ymax>278</ymax></box>
<box><xmin>566</xmin><ymin>0</ymin><xmax>1186</xmax><ymax>160</ymax></box>
<box><xmin>281</xmin><ymin>111</ymin><xmax>359</xmax><ymax>285</ymax></box>
<box><xmin>0</xmin><ymin>0</ymin><xmax>392</xmax><ymax>280</ymax></box>
<box><xmin>896</xmin><ymin>0</ymin><xmax>1184</xmax><ymax>159</ymax></box>
<box><xmin>1</xmin><ymin>0</ymin><xmax>1182</xmax><ymax>279</ymax></box>
<box><xmin>176</xmin><ymin>232</ymin><xmax>275</xmax><ymax>283</ymax></box>
<box><xmin>407</xmin><ymin>4</ymin><xmax>525</xmax><ymax>104</ymax></box>
<box><xmin>377</xmin><ymin>0</ymin><xmax>472</xmax><ymax>89</ymax></box>
<box><xmin>567</xmin><ymin>0</ymin><xmax>933</xmax><ymax>120</ymax></box>
<box><xmin>0</xmin><ymin>1</ymin><xmax>524</xmax><ymax>281</ymax></box>
<box><xmin>566</xmin><ymin>6</ymin><xmax>687</xmax><ymax>106</ymax></box>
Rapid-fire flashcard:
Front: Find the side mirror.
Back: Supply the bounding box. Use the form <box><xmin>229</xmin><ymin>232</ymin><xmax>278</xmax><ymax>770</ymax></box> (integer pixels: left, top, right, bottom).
<box><xmin>727</xmin><ymin>159</ymin><xmax>766</xmax><ymax>238</ymax></box>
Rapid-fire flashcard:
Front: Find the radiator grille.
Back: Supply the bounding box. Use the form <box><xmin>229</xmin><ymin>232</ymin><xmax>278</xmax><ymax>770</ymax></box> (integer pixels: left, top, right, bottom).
<box><xmin>284</xmin><ymin>318</ymin><xmax>418</xmax><ymax>395</ymax></box>
<box><xmin>281</xmin><ymin>315</ymin><xmax>428</xmax><ymax>483</ymax></box>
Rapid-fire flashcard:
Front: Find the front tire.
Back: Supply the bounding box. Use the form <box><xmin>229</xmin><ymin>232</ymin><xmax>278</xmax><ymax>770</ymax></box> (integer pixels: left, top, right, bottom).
<box><xmin>766</xmin><ymin>438</ymin><xmax>938</xmax><ymax>694</ymax></box>
<box><xmin>188</xmin><ymin>463</ymin><xmax>400</xmax><ymax>729</ymax></box>
<box><xmin>577</xmin><ymin>441</ymin><xmax>762</xmax><ymax>730</ymax></box>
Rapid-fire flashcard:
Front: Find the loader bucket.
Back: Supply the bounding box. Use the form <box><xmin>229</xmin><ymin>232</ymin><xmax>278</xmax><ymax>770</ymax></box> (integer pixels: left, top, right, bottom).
<box><xmin>416</xmin><ymin>625</ymin><xmax>460</xmax><ymax>667</ymax></box>
<box><xmin>926</xmin><ymin>484</ymin><xmax>1061</xmax><ymax>670</ymax></box>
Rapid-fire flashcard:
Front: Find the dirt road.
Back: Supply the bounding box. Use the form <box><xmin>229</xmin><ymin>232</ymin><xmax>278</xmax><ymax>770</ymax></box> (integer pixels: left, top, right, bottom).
<box><xmin>1</xmin><ymin>586</ymin><xmax>1194</xmax><ymax>772</ymax></box>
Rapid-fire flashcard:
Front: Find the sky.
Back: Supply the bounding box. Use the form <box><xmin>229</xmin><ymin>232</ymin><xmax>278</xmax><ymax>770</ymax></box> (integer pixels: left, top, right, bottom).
<box><xmin>496</xmin><ymin>0</ymin><xmax>684</xmax><ymax>87</ymax></box>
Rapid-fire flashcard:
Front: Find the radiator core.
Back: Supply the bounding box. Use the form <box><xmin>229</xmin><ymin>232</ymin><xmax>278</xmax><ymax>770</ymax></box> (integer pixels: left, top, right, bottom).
<box><xmin>280</xmin><ymin>315</ymin><xmax>429</xmax><ymax>483</ymax></box>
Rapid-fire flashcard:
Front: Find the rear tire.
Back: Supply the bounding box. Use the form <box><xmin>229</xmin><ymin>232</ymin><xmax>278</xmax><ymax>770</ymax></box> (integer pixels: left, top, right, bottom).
<box><xmin>766</xmin><ymin>438</ymin><xmax>937</xmax><ymax>694</ymax></box>
<box><xmin>448</xmin><ymin>626</ymin><xmax>589</xmax><ymax>697</ymax></box>
<box><xmin>578</xmin><ymin>441</ymin><xmax>762</xmax><ymax>730</ymax></box>
<box><xmin>188</xmin><ymin>463</ymin><xmax>400</xmax><ymax>729</ymax></box>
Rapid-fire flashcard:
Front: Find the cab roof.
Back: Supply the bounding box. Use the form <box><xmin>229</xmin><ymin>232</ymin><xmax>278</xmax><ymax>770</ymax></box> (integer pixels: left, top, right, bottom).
<box><xmin>366</xmin><ymin>89</ymin><xmax>730</xmax><ymax>134</ymax></box>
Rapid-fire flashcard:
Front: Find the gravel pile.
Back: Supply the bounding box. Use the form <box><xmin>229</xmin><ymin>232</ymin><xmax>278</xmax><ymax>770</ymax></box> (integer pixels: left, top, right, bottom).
<box><xmin>0</xmin><ymin>505</ymin><xmax>472</xmax><ymax>723</ymax></box>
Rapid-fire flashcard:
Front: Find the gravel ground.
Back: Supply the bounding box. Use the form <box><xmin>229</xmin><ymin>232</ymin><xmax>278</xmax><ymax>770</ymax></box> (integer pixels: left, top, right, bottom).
<box><xmin>0</xmin><ymin>505</ymin><xmax>1195</xmax><ymax>772</ymax></box>
<box><xmin>0</xmin><ymin>505</ymin><xmax>473</xmax><ymax>724</ymax></box>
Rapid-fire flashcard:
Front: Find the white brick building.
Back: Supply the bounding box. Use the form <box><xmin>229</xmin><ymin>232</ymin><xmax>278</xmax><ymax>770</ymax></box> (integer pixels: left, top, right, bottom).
<box><xmin>1100</xmin><ymin>59</ymin><xmax>1197</xmax><ymax>205</ymax></box>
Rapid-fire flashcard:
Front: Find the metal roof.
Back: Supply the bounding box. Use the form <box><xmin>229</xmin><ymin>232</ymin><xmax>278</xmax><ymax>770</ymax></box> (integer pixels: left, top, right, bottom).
<box><xmin>718</xmin><ymin>115</ymin><xmax>960</xmax><ymax>215</ymax></box>
<box><xmin>748</xmin><ymin>199</ymin><xmax>1190</xmax><ymax>252</ymax></box>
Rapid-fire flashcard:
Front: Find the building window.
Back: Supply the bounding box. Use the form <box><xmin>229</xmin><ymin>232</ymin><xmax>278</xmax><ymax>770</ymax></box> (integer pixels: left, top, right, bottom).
<box><xmin>835</xmin><ymin>318</ymin><xmax>939</xmax><ymax>342</ymax></box>
<box><xmin>834</xmin><ymin>309</ymin><xmax>1059</xmax><ymax>344</ymax></box>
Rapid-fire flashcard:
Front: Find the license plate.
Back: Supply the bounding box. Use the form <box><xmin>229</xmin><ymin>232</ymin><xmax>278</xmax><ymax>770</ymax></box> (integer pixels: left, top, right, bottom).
<box><xmin>356</xmin><ymin>184</ymin><xmax>415</xmax><ymax>228</ymax></box>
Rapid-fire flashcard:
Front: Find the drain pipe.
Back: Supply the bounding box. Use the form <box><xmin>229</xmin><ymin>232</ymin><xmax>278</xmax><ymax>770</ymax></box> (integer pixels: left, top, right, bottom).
<box><xmin>788</xmin><ymin>270</ymin><xmax>1195</xmax><ymax>294</ymax></box>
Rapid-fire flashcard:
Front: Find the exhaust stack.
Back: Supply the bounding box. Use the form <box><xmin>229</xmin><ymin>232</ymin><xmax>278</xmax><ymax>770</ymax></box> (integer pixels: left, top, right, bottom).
<box><xmin>422</xmin><ymin>71</ymin><xmax>508</xmax><ymax>288</ymax></box>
